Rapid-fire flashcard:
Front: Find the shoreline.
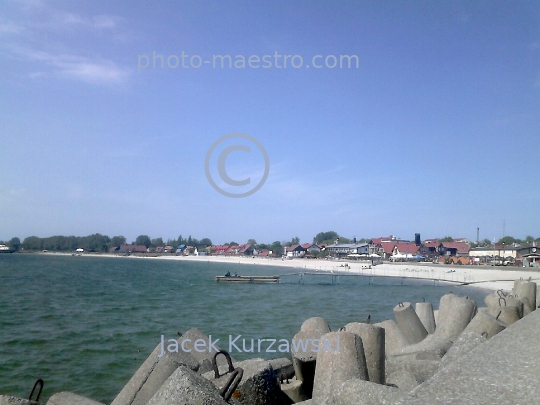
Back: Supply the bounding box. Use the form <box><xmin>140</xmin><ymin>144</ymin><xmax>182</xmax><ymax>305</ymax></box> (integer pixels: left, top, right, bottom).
<box><xmin>42</xmin><ymin>252</ymin><xmax>540</xmax><ymax>292</ymax></box>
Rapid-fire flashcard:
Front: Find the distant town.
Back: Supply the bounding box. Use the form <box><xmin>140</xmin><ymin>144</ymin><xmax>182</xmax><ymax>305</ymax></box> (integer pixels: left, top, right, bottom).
<box><xmin>1</xmin><ymin>231</ymin><xmax>539</xmax><ymax>268</ymax></box>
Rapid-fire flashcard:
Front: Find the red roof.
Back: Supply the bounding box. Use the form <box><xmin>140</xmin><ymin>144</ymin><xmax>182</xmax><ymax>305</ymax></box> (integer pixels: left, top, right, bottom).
<box><xmin>239</xmin><ymin>244</ymin><xmax>251</xmax><ymax>253</ymax></box>
<box><xmin>380</xmin><ymin>241</ymin><xmax>396</xmax><ymax>254</ymax></box>
<box><xmin>371</xmin><ymin>236</ymin><xmax>395</xmax><ymax>245</ymax></box>
<box><xmin>441</xmin><ymin>242</ymin><xmax>470</xmax><ymax>253</ymax></box>
<box><xmin>394</xmin><ymin>243</ymin><xmax>420</xmax><ymax>254</ymax></box>
<box><xmin>301</xmin><ymin>243</ymin><xmax>312</xmax><ymax>249</ymax></box>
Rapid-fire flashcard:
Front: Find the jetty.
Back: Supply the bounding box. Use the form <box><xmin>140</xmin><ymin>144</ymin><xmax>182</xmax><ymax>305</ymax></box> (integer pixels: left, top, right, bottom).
<box><xmin>214</xmin><ymin>271</ymin><xmax>470</xmax><ymax>286</ymax></box>
<box><xmin>214</xmin><ymin>275</ymin><xmax>279</xmax><ymax>283</ymax></box>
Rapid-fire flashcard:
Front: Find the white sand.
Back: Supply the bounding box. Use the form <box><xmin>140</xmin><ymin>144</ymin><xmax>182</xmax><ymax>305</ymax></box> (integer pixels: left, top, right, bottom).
<box><xmin>110</xmin><ymin>254</ymin><xmax>540</xmax><ymax>292</ymax></box>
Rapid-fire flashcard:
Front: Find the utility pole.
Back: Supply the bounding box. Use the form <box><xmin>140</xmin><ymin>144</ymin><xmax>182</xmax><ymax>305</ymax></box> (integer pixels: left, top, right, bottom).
<box><xmin>476</xmin><ymin>227</ymin><xmax>479</xmax><ymax>245</ymax></box>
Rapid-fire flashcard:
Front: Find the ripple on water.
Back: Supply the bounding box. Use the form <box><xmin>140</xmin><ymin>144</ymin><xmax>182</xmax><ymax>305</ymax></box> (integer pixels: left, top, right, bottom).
<box><xmin>0</xmin><ymin>254</ymin><xmax>490</xmax><ymax>403</ymax></box>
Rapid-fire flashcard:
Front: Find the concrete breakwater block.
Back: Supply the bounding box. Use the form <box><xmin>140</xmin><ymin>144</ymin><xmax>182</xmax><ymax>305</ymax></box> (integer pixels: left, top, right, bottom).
<box><xmin>390</xmin><ymin>294</ymin><xmax>477</xmax><ymax>361</ymax></box>
<box><xmin>433</xmin><ymin>293</ymin><xmax>476</xmax><ymax>341</ymax></box>
<box><xmin>0</xmin><ymin>396</ymin><xmax>42</xmax><ymax>405</ymax></box>
<box><xmin>485</xmin><ymin>293</ymin><xmax>524</xmax><ymax>318</ymax></box>
<box><xmin>487</xmin><ymin>304</ymin><xmax>521</xmax><ymax>326</ymax></box>
<box><xmin>312</xmin><ymin>332</ymin><xmax>368</xmax><ymax>405</ymax></box>
<box><xmin>462</xmin><ymin>308</ymin><xmax>506</xmax><ymax>338</ymax></box>
<box><xmin>374</xmin><ymin>320</ymin><xmax>409</xmax><ymax>355</ymax></box>
<box><xmin>393</xmin><ymin>302</ymin><xmax>428</xmax><ymax>345</ymax></box>
<box><xmin>415</xmin><ymin>302</ymin><xmax>436</xmax><ymax>334</ymax></box>
<box><xmin>440</xmin><ymin>332</ymin><xmax>486</xmax><ymax>366</ymax></box>
<box><xmin>386</xmin><ymin>359</ymin><xmax>441</xmax><ymax>384</ymax></box>
<box><xmin>178</xmin><ymin>328</ymin><xmax>233</xmax><ymax>374</ymax></box>
<box><xmin>146</xmin><ymin>365</ymin><xmax>228</xmax><ymax>405</ymax></box>
<box><xmin>342</xmin><ymin>322</ymin><xmax>385</xmax><ymax>384</ymax></box>
<box><xmin>332</xmin><ymin>378</ymin><xmax>403</xmax><ymax>405</ymax></box>
<box><xmin>300</xmin><ymin>317</ymin><xmax>331</xmax><ymax>335</ymax></box>
<box><xmin>203</xmin><ymin>358</ymin><xmax>289</xmax><ymax>405</ymax></box>
<box><xmin>46</xmin><ymin>392</ymin><xmax>105</xmax><ymax>405</ymax></box>
<box><xmin>269</xmin><ymin>357</ymin><xmax>295</xmax><ymax>380</ymax></box>
<box><xmin>291</xmin><ymin>317</ymin><xmax>331</xmax><ymax>397</ymax></box>
<box><xmin>386</xmin><ymin>370</ymin><xmax>421</xmax><ymax>392</ymax></box>
<box><xmin>519</xmin><ymin>296</ymin><xmax>534</xmax><ymax>316</ymax></box>
<box><xmin>280</xmin><ymin>377</ymin><xmax>310</xmax><ymax>403</ymax></box>
<box><xmin>110</xmin><ymin>338</ymin><xmax>199</xmax><ymax>405</ymax></box>
<box><xmin>393</xmin><ymin>306</ymin><xmax>540</xmax><ymax>405</ymax></box>
<box><xmin>513</xmin><ymin>280</ymin><xmax>537</xmax><ymax>311</ymax></box>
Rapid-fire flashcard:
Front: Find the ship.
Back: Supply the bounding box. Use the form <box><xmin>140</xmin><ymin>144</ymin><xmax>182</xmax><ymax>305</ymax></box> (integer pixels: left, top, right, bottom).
<box><xmin>0</xmin><ymin>244</ymin><xmax>14</xmax><ymax>253</ymax></box>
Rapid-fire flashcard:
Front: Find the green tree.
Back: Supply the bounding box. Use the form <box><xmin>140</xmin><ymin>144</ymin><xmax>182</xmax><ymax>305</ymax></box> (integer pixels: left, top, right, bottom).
<box><xmin>270</xmin><ymin>241</ymin><xmax>283</xmax><ymax>256</ymax></box>
<box><xmin>247</xmin><ymin>239</ymin><xmax>257</xmax><ymax>246</ymax></box>
<box><xmin>313</xmin><ymin>231</ymin><xmax>339</xmax><ymax>244</ymax></box>
<box><xmin>135</xmin><ymin>235</ymin><xmax>152</xmax><ymax>248</ymax></box>
<box><xmin>22</xmin><ymin>236</ymin><xmax>43</xmax><ymax>251</ymax></box>
<box><xmin>525</xmin><ymin>236</ymin><xmax>534</xmax><ymax>243</ymax></box>
<box><xmin>111</xmin><ymin>236</ymin><xmax>126</xmax><ymax>247</ymax></box>
<box><xmin>227</xmin><ymin>241</ymin><xmax>238</xmax><ymax>246</ymax></box>
<box><xmin>152</xmin><ymin>237</ymin><xmax>164</xmax><ymax>247</ymax></box>
<box><xmin>7</xmin><ymin>237</ymin><xmax>21</xmax><ymax>251</ymax></box>
<box><xmin>440</xmin><ymin>236</ymin><xmax>454</xmax><ymax>242</ymax></box>
<box><xmin>497</xmin><ymin>236</ymin><xmax>520</xmax><ymax>245</ymax></box>
<box><xmin>199</xmin><ymin>238</ymin><xmax>213</xmax><ymax>246</ymax></box>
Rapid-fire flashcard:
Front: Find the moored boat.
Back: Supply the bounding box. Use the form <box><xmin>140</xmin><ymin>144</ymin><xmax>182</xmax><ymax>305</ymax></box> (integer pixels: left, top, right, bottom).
<box><xmin>0</xmin><ymin>244</ymin><xmax>14</xmax><ymax>253</ymax></box>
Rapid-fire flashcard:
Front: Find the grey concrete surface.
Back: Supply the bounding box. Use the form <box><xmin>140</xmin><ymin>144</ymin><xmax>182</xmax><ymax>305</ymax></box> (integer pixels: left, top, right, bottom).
<box><xmin>312</xmin><ymin>332</ymin><xmax>368</xmax><ymax>404</ymax></box>
<box><xmin>46</xmin><ymin>392</ymin><xmax>104</xmax><ymax>405</ymax></box>
<box><xmin>0</xmin><ymin>396</ymin><xmax>42</xmax><ymax>405</ymax></box>
<box><xmin>374</xmin><ymin>320</ymin><xmax>409</xmax><ymax>356</ymax></box>
<box><xmin>393</xmin><ymin>302</ymin><xmax>428</xmax><ymax>344</ymax></box>
<box><xmin>395</xmin><ymin>308</ymin><xmax>540</xmax><ymax>405</ymax></box>
<box><xmin>343</xmin><ymin>322</ymin><xmax>385</xmax><ymax>384</ymax></box>
<box><xmin>461</xmin><ymin>308</ymin><xmax>506</xmax><ymax>338</ymax></box>
<box><xmin>415</xmin><ymin>302</ymin><xmax>436</xmax><ymax>334</ymax></box>
<box><xmin>110</xmin><ymin>340</ymin><xmax>199</xmax><ymax>405</ymax></box>
<box><xmin>146</xmin><ymin>366</ymin><xmax>228</xmax><ymax>405</ymax></box>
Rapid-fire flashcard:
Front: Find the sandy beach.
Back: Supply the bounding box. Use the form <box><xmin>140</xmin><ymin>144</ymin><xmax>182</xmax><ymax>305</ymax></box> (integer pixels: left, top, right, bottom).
<box><xmin>108</xmin><ymin>253</ymin><xmax>540</xmax><ymax>292</ymax></box>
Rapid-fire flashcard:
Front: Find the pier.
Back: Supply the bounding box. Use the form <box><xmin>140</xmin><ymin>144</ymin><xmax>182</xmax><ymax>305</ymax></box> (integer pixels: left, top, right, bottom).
<box><xmin>214</xmin><ymin>275</ymin><xmax>280</xmax><ymax>283</ymax></box>
<box><xmin>214</xmin><ymin>271</ymin><xmax>468</xmax><ymax>286</ymax></box>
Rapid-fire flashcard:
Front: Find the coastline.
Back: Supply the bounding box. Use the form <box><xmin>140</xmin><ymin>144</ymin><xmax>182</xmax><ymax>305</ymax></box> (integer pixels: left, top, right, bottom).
<box><xmin>52</xmin><ymin>252</ymin><xmax>540</xmax><ymax>292</ymax></box>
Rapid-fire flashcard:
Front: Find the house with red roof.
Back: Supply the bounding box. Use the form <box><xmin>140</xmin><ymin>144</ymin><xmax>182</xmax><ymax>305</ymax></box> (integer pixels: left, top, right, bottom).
<box><xmin>212</xmin><ymin>245</ymin><xmax>229</xmax><ymax>255</ymax></box>
<box><xmin>390</xmin><ymin>242</ymin><xmax>421</xmax><ymax>261</ymax></box>
<box><xmin>439</xmin><ymin>242</ymin><xmax>470</xmax><ymax>257</ymax></box>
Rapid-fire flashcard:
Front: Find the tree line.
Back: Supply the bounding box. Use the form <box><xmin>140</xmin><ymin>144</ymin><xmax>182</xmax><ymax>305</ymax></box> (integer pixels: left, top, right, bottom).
<box><xmin>0</xmin><ymin>234</ymin><xmax>214</xmax><ymax>253</ymax></box>
<box><xmin>2</xmin><ymin>231</ymin><xmax>537</xmax><ymax>253</ymax></box>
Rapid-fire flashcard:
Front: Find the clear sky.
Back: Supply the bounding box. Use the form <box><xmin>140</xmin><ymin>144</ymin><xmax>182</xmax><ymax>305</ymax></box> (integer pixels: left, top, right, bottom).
<box><xmin>1</xmin><ymin>1</ymin><xmax>539</xmax><ymax>245</ymax></box>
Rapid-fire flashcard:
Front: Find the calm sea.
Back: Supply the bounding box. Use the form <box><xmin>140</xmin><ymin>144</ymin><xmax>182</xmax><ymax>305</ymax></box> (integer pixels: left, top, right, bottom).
<box><xmin>0</xmin><ymin>254</ymin><xmax>489</xmax><ymax>403</ymax></box>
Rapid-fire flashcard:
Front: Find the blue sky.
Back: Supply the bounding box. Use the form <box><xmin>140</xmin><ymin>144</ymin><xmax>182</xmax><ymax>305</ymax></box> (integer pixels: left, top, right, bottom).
<box><xmin>1</xmin><ymin>1</ymin><xmax>539</xmax><ymax>244</ymax></box>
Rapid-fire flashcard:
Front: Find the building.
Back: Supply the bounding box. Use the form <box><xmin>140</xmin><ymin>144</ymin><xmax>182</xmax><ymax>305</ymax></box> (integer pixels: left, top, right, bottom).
<box><xmin>518</xmin><ymin>245</ymin><xmax>540</xmax><ymax>267</ymax></box>
<box><xmin>390</xmin><ymin>243</ymin><xmax>421</xmax><ymax>261</ymax></box>
<box><xmin>325</xmin><ymin>243</ymin><xmax>369</xmax><ymax>258</ymax></box>
<box><xmin>438</xmin><ymin>242</ymin><xmax>470</xmax><ymax>257</ymax></box>
<box><xmin>286</xmin><ymin>244</ymin><xmax>307</xmax><ymax>258</ymax></box>
<box><xmin>469</xmin><ymin>245</ymin><xmax>518</xmax><ymax>265</ymax></box>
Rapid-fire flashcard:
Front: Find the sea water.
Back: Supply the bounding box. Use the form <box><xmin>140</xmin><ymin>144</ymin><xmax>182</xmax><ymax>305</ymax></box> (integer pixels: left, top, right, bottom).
<box><xmin>0</xmin><ymin>254</ymin><xmax>489</xmax><ymax>403</ymax></box>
